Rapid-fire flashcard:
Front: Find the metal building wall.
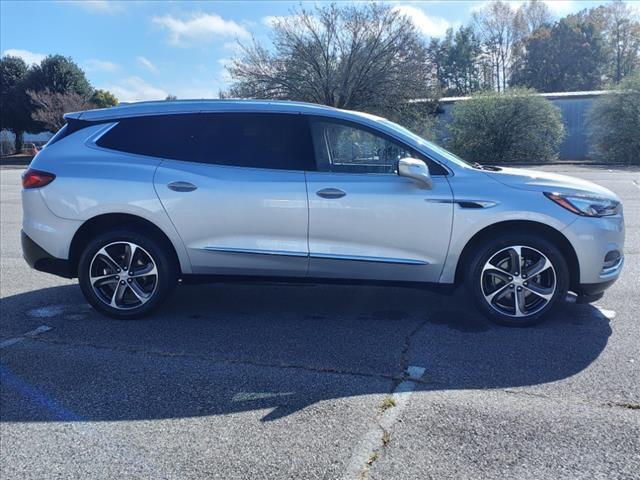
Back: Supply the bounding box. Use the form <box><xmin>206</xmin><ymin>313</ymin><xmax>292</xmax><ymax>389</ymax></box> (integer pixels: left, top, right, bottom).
<box><xmin>435</xmin><ymin>94</ymin><xmax>599</xmax><ymax>161</ymax></box>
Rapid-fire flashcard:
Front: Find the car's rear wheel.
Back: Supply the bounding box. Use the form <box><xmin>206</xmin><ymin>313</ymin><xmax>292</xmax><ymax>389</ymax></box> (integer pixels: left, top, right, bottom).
<box><xmin>78</xmin><ymin>229</ymin><xmax>176</xmax><ymax>319</ymax></box>
<box><xmin>466</xmin><ymin>233</ymin><xmax>569</xmax><ymax>327</ymax></box>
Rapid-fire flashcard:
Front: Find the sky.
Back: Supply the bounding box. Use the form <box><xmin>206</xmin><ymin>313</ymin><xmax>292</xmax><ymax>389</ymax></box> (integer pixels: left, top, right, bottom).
<box><xmin>0</xmin><ymin>0</ymin><xmax>622</xmax><ymax>102</ymax></box>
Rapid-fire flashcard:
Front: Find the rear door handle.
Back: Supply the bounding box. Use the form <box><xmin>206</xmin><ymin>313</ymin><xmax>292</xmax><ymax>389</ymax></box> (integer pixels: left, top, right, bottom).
<box><xmin>316</xmin><ymin>188</ymin><xmax>346</xmax><ymax>199</ymax></box>
<box><xmin>167</xmin><ymin>181</ymin><xmax>197</xmax><ymax>192</ymax></box>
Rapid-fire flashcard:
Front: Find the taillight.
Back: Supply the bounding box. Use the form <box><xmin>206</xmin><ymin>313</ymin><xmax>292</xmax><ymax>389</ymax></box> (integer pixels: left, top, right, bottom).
<box><xmin>22</xmin><ymin>169</ymin><xmax>56</xmax><ymax>189</ymax></box>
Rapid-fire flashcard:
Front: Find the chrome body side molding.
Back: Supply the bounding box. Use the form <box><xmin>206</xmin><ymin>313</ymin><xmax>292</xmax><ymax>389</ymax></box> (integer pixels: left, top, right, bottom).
<box><xmin>203</xmin><ymin>247</ymin><xmax>428</xmax><ymax>265</ymax></box>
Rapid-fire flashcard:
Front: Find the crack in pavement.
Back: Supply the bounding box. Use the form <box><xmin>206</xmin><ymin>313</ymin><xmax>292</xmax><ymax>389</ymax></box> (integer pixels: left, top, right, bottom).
<box><xmin>342</xmin><ymin>366</ymin><xmax>426</xmax><ymax>480</ymax></box>
<box><xmin>22</xmin><ymin>336</ymin><xmax>421</xmax><ymax>384</ymax></box>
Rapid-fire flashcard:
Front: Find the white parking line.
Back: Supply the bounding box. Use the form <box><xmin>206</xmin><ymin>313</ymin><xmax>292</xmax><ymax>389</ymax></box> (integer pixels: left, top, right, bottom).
<box><xmin>342</xmin><ymin>365</ymin><xmax>426</xmax><ymax>480</ymax></box>
<box><xmin>0</xmin><ymin>325</ymin><xmax>53</xmax><ymax>349</ymax></box>
<box><xmin>595</xmin><ymin>307</ymin><xmax>616</xmax><ymax>320</ymax></box>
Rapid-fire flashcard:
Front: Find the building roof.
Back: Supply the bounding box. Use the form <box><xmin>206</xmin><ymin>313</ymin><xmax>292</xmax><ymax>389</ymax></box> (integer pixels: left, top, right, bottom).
<box><xmin>436</xmin><ymin>90</ymin><xmax>612</xmax><ymax>104</ymax></box>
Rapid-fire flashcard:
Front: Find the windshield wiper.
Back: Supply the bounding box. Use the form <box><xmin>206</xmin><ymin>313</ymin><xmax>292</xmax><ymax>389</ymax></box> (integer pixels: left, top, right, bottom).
<box><xmin>472</xmin><ymin>162</ymin><xmax>502</xmax><ymax>171</ymax></box>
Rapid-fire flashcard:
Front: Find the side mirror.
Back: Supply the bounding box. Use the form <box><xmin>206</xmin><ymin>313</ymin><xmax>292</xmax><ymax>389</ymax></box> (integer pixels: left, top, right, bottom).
<box><xmin>397</xmin><ymin>158</ymin><xmax>433</xmax><ymax>189</ymax></box>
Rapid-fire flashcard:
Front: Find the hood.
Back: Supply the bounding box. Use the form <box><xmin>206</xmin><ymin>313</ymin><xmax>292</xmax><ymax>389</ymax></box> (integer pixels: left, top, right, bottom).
<box><xmin>484</xmin><ymin>167</ymin><xmax>619</xmax><ymax>200</ymax></box>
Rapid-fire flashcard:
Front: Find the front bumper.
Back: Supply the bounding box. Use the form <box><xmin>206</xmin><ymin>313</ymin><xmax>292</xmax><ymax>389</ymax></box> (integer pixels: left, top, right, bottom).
<box><xmin>563</xmin><ymin>212</ymin><xmax>625</xmax><ymax>298</ymax></box>
<box><xmin>22</xmin><ymin>230</ymin><xmax>73</xmax><ymax>278</ymax></box>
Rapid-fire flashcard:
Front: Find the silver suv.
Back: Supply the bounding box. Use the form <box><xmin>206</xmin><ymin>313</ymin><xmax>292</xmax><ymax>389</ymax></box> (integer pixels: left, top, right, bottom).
<box><xmin>21</xmin><ymin>100</ymin><xmax>624</xmax><ymax>326</ymax></box>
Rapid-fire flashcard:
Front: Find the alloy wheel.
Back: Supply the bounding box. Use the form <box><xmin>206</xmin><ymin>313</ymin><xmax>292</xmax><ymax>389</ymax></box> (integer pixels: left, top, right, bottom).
<box><xmin>89</xmin><ymin>241</ymin><xmax>158</xmax><ymax>310</ymax></box>
<box><xmin>480</xmin><ymin>245</ymin><xmax>556</xmax><ymax>318</ymax></box>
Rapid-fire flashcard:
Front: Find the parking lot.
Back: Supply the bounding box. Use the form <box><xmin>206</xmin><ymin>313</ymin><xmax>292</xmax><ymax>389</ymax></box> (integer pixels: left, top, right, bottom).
<box><xmin>1</xmin><ymin>164</ymin><xmax>639</xmax><ymax>479</ymax></box>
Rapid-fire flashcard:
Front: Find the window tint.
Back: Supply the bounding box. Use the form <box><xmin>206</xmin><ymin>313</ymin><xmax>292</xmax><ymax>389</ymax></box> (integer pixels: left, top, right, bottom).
<box><xmin>310</xmin><ymin>119</ymin><xmax>447</xmax><ymax>175</ymax></box>
<box><xmin>97</xmin><ymin>113</ymin><xmax>315</xmax><ymax>171</ymax></box>
<box><xmin>96</xmin><ymin>114</ymin><xmax>200</xmax><ymax>162</ymax></box>
<box><xmin>198</xmin><ymin>113</ymin><xmax>315</xmax><ymax>171</ymax></box>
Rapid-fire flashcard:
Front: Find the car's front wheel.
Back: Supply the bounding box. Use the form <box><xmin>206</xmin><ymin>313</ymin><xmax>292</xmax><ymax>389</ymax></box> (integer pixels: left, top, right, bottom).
<box><xmin>78</xmin><ymin>229</ymin><xmax>176</xmax><ymax>319</ymax></box>
<box><xmin>466</xmin><ymin>233</ymin><xmax>569</xmax><ymax>327</ymax></box>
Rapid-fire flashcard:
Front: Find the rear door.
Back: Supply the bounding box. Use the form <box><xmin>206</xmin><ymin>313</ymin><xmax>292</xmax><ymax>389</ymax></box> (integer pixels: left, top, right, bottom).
<box><xmin>306</xmin><ymin>117</ymin><xmax>454</xmax><ymax>282</ymax></box>
<box><xmin>151</xmin><ymin>113</ymin><xmax>314</xmax><ymax>276</ymax></box>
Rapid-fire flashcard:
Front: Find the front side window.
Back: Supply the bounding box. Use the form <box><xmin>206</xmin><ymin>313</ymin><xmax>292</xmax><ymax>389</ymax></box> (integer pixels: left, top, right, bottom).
<box><xmin>310</xmin><ymin>118</ymin><xmax>448</xmax><ymax>175</ymax></box>
<box><xmin>311</xmin><ymin>121</ymin><xmax>414</xmax><ymax>174</ymax></box>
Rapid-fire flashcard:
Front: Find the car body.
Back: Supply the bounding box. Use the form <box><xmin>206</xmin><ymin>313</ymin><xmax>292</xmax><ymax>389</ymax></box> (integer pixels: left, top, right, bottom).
<box><xmin>21</xmin><ymin>100</ymin><xmax>625</xmax><ymax>325</ymax></box>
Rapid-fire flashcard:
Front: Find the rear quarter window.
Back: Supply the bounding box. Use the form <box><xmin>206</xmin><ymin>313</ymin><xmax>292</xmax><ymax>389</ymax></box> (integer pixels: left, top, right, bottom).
<box><xmin>96</xmin><ymin>114</ymin><xmax>200</xmax><ymax>162</ymax></box>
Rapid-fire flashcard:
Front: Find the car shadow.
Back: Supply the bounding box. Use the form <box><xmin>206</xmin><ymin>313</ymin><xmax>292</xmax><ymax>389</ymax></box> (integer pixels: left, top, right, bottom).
<box><xmin>0</xmin><ymin>282</ymin><xmax>612</xmax><ymax>423</ymax></box>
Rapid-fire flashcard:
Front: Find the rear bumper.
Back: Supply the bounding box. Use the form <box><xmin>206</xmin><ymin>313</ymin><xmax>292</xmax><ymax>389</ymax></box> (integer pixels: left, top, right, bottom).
<box><xmin>22</xmin><ymin>230</ymin><xmax>73</xmax><ymax>278</ymax></box>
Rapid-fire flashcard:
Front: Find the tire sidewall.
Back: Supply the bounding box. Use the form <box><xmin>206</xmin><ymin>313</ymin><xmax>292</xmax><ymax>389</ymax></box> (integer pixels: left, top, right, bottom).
<box><xmin>467</xmin><ymin>234</ymin><xmax>569</xmax><ymax>327</ymax></box>
<box><xmin>78</xmin><ymin>229</ymin><xmax>176</xmax><ymax>319</ymax></box>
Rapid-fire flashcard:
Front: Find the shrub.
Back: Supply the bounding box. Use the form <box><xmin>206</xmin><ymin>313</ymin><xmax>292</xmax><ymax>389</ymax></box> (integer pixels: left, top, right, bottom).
<box><xmin>587</xmin><ymin>74</ymin><xmax>640</xmax><ymax>165</ymax></box>
<box><xmin>448</xmin><ymin>88</ymin><xmax>565</xmax><ymax>164</ymax></box>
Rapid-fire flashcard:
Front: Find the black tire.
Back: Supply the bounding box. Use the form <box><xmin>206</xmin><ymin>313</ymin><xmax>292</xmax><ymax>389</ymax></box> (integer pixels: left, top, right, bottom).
<box><xmin>78</xmin><ymin>229</ymin><xmax>177</xmax><ymax>319</ymax></box>
<box><xmin>465</xmin><ymin>233</ymin><xmax>569</xmax><ymax>327</ymax></box>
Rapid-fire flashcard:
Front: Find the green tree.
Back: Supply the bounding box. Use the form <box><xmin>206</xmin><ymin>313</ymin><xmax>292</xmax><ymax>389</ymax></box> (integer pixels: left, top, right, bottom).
<box><xmin>513</xmin><ymin>19</ymin><xmax>606</xmax><ymax>92</ymax></box>
<box><xmin>23</xmin><ymin>55</ymin><xmax>92</xmax><ymax>97</ymax></box>
<box><xmin>428</xmin><ymin>26</ymin><xmax>482</xmax><ymax>95</ymax></box>
<box><xmin>568</xmin><ymin>1</ymin><xmax>640</xmax><ymax>84</ymax></box>
<box><xmin>91</xmin><ymin>89</ymin><xmax>118</xmax><ymax>108</ymax></box>
<box><xmin>587</xmin><ymin>73</ymin><xmax>640</xmax><ymax>164</ymax></box>
<box><xmin>448</xmin><ymin>88</ymin><xmax>565</xmax><ymax>164</ymax></box>
<box><xmin>0</xmin><ymin>55</ymin><xmax>35</xmax><ymax>152</ymax></box>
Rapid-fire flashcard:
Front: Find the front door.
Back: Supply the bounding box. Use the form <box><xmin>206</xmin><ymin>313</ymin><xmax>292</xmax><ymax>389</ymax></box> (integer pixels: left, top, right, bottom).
<box><xmin>306</xmin><ymin>118</ymin><xmax>454</xmax><ymax>282</ymax></box>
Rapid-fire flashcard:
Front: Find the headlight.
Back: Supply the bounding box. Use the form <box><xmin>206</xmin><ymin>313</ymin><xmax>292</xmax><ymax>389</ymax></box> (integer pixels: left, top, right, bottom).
<box><xmin>544</xmin><ymin>192</ymin><xmax>620</xmax><ymax>217</ymax></box>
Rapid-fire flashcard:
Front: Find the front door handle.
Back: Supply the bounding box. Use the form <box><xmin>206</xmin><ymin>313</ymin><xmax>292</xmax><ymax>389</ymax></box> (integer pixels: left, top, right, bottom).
<box><xmin>167</xmin><ymin>181</ymin><xmax>197</xmax><ymax>192</ymax></box>
<box><xmin>316</xmin><ymin>188</ymin><xmax>346</xmax><ymax>199</ymax></box>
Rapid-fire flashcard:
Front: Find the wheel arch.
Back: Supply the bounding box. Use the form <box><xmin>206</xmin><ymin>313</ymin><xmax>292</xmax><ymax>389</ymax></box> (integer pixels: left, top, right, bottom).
<box><xmin>69</xmin><ymin>213</ymin><xmax>182</xmax><ymax>277</ymax></box>
<box><xmin>453</xmin><ymin>220</ymin><xmax>580</xmax><ymax>289</ymax></box>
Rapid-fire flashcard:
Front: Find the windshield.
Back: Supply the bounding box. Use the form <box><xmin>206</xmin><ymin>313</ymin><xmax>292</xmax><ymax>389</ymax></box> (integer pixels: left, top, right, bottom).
<box><xmin>377</xmin><ymin>118</ymin><xmax>474</xmax><ymax>168</ymax></box>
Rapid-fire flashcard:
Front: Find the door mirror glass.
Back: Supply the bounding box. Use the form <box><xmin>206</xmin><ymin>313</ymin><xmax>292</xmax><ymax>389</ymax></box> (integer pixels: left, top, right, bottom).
<box><xmin>397</xmin><ymin>158</ymin><xmax>433</xmax><ymax>189</ymax></box>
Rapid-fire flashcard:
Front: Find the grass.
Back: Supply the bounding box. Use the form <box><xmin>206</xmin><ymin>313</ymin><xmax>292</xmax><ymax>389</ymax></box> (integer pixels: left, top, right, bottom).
<box><xmin>380</xmin><ymin>396</ymin><xmax>396</xmax><ymax>412</ymax></box>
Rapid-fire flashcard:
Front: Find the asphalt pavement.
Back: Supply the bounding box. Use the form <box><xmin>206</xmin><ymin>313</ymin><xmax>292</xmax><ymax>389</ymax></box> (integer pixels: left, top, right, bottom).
<box><xmin>1</xmin><ymin>164</ymin><xmax>638</xmax><ymax>479</ymax></box>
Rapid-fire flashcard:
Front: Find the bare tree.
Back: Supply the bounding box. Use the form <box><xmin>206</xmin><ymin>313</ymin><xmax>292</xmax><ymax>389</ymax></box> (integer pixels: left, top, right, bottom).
<box><xmin>519</xmin><ymin>0</ymin><xmax>553</xmax><ymax>34</ymax></box>
<box><xmin>605</xmin><ymin>0</ymin><xmax>640</xmax><ymax>82</ymax></box>
<box><xmin>27</xmin><ymin>89</ymin><xmax>94</xmax><ymax>132</ymax></box>
<box><xmin>225</xmin><ymin>3</ymin><xmax>433</xmax><ymax>120</ymax></box>
<box><xmin>472</xmin><ymin>1</ymin><xmax>525</xmax><ymax>91</ymax></box>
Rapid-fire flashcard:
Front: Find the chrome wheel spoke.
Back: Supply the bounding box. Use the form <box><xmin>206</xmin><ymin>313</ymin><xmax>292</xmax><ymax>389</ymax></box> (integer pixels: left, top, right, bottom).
<box><xmin>485</xmin><ymin>283</ymin><xmax>512</xmax><ymax>304</ymax></box>
<box><xmin>482</xmin><ymin>264</ymin><xmax>512</xmax><ymax>280</ymax></box>
<box><xmin>130</xmin><ymin>263</ymin><xmax>157</xmax><ymax>279</ymax></box>
<box><xmin>125</xmin><ymin>242</ymin><xmax>138</xmax><ymax>272</ymax></box>
<box><xmin>127</xmin><ymin>281</ymin><xmax>151</xmax><ymax>303</ymax></box>
<box><xmin>97</xmin><ymin>247</ymin><xmax>121</xmax><ymax>271</ymax></box>
<box><xmin>524</xmin><ymin>256</ymin><xmax>552</xmax><ymax>278</ymax></box>
<box><xmin>524</xmin><ymin>282</ymin><xmax>555</xmax><ymax>301</ymax></box>
<box><xmin>110</xmin><ymin>282</ymin><xmax>127</xmax><ymax>308</ymax></box>
<box><xmin>506</xmin><ymin>247</ymin><xmax>521</xmax><ymax>275</ymax></box>
<box><xmin>91</xmin><ymin>273</ymin><xmax>118</xmax><ymax>288</ymax></box>
<box><xmin>514</xmin><ymin>289</ymin><xmax>527</xmax><ymax>317</ymax></box>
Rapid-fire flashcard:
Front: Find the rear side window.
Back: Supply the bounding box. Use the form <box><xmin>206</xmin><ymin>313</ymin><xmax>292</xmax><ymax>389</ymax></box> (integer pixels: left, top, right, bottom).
<box><xmin>96</xmin><ymin>113</ymin><xmax>315</xmax><ymax>171</ymax></box>
<box><xmin>197</xmin><ymin>113</ymin><xmax>315</xmax><ymax>171</ymax></box>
